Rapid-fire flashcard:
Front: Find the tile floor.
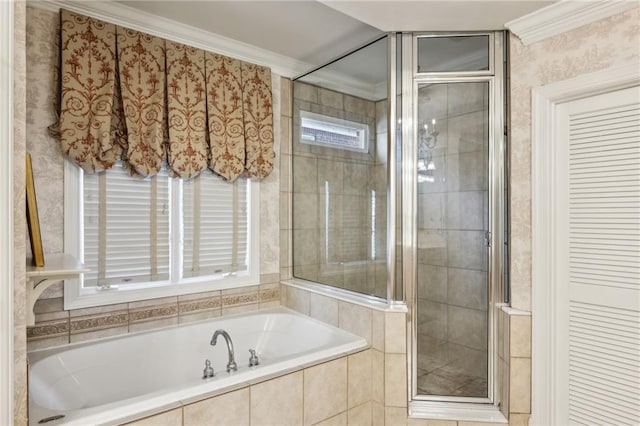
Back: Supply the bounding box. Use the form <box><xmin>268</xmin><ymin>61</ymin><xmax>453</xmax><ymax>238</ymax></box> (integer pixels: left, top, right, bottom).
<box><xmin>416</xmin><ymin>335</ymin><xmax>488</xmax><ymax>397</ymax></box>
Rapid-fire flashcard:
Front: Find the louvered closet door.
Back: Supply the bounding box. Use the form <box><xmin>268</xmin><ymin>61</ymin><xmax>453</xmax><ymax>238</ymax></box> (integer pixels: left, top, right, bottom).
<box><xmin>554</xmin><ymin>85</ymin><xmax>640</xmax><ymax>426</ymax></box>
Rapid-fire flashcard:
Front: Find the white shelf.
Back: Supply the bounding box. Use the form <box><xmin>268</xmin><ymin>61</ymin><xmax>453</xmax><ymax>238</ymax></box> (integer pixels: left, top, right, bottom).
<box><xmin>26</xmin><ymin>254</ymin><xmax>89</xmax><ymax>326</ymax></box>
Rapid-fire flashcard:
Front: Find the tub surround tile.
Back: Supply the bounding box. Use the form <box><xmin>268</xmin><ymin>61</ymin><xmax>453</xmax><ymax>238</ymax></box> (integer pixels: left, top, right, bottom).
<box><xmin>70</xmin><ymin>325</ymin><xmax>128</xmax><ymax>343</ymax></box>
<box><xmin>501</xmin><ymin>358</ymin><xmax>510</xmax><ymax>417</ymax></box>
<box><xmin>178</xmin><ymin>290</ymin><xmax>221</xmax><ymax>303</ymax></box>
<box><xmin>385</xmin><ymin>313</ymin><xmax>406</xmax><ymax>354</ymax></box>
<box><xmin>128</xmin><ymin>303</ymin><xmax>178</xmax><ymax>326</ymax></box>
<box><xmin>371</xmin><ymin>310</ymin><xmax>385</xmax><ymax>352</ymax></box>
<box><xmin>508</xmin><ymin>414</ymin><xmax>530</xmax><ymax>426</ymax></box>
<box><xmin>258</xmin><ymin>300</ymin><xmax>281</xmax><ymax>309</ymax></box>
<box><xmin>315</xmin><ymin>412</ymin><xmax>348</xmax><ymax>426</ymax></box>
<box><xmin>304</xmin><ymin>358</ymin><xmax>348</xmax><ymax>426</ymax></box>
<box><xmin>70</xmin><ymin>311</ymin><xmax>129</xmax><ymax>334</ymax></box>
<box><xmin>372</xmin><ymin>349</ymin><xmax>385</xmax><ymax>404</ymax></box>
<box><xmin>384</xmin><ymin>353</ymin><xmax>407</xmax><ymax>408</ymax></box>
<box><xmin>286</xmin><ymin>285</ymin><xmax>310</xmax><ymax>315</ymax></box>
<box><xmin>222</xmin><ymin>303</ymin><xmax>259</xmax><ymax>316</ymax></box>
<box><xmin>309</xmin><ymin>292</ymin><xmax>339</xmax><ymax>327</ymax></box>
<box><xmin>348</xmin><ymin>349</ymin><xmax>372</xmax><ymax>409</ymax></box>
<box><xmin>178</xmin><ymin>309</ymin><xmax>222</xmax><ymax>324</ymax></box>
<box><xmin>27</xmin><ymin>318</ymin><xmax>69</xmax><ymax>341</ymax></box>
<box><xmin>184</xmin><ymin>388</ymin><xmax>249</xmax><ymax>426</ymax></box>
<box><xmin>124</xmin><ymin>408</ymin><xmax>183</xmax><ymax>426</ymax></box>
<box><xmin>372</xmin><ymin>402</ymin><xmax>384</xmax><ymax>426</ymax></box>
<box><xmin>178</xmin><ymin>291</ymin><xmax>222</xmax><ymax>324</ymax></box>
<box><xmin>347</xmin><ymin>401</ymin><xmax>372</xmax><ymax>426</ymax></box>
<box><xmin>384</xmin><ymin>407</ymin><xmax>407</xmax><ymax>426</ymax></box>
<box><xmin>251</xmin><ymin>371</ymin><xmax>303</xmax><ymax>426</ymax></box>
<box><xmin>26</xmin><ymin>335</ymin><xmax>69</xmax><ymax>351</ymax></box>
<box><xmin>259</xmin><ymin>283</ymin><xmax>281</xmax><ymax>304</ymax></box>
<box><xmin>69</xmin><ymin>302</ymin><xmax>129</xmax><ymax>318</ymax></box>
<box><xmin>178</xmin><ymin>294</ymin><xmax>221</xmax><ymax>316</ymax></box>
<box><xmin>129</xmin><ymin>296</ymin><xmax>178</xmax><ymax>310</ymax></box>
<box><xmin>509</xmin><ymin>357</ymin><xmax>531</xmax><ymax>414</ymax></box>
<box><xmin>221</xmin><ymin>286</ymin><xmax>259</xmax><ymax>307</ymax></box>
<box><xmin>129</xmin><ymin>317</ymin><xmax>178</xmax><ymax>333</ymax></box>
<box><xmin>509</xmin><ymin>315</ymin><xmax>531</xmax><ymax>358</ymax></box>
<box><xmin>339</xmin><ymin>301</ymin><xmax>372</xmax><ymax>343</ymax></box>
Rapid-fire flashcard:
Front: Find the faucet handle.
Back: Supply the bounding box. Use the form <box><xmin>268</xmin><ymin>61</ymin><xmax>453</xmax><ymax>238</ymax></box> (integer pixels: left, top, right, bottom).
<box><xmin>203</xmin><ymin>359</ymin><xmax>214</xmax><ymax>379</ymax></box>
<box><xmin>249</xmin><ymin>349</ymin><xmax>260</xmax><ymax>367</ymax></box>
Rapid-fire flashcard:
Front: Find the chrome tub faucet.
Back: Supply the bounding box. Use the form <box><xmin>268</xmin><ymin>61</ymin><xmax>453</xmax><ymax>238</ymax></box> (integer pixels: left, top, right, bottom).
<box><xmin>211</xmin><ymin>329</ymin><xmax>237</xmax><ymax>372</ymax></box>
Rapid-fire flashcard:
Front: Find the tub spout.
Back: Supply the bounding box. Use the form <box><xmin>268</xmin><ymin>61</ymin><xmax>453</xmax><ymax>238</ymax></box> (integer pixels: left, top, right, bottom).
<box><xmin>211</xmin><ymin>329</ymin><xmax>237</xmax><ymax>372</ymax></box>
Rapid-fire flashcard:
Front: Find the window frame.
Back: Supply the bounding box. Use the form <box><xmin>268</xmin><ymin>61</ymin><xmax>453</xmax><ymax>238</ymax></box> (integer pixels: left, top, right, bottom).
<box><xmin>63</xmin><ymin>158</ymin><xmax>260</xmax><ymax>310</ymax></box>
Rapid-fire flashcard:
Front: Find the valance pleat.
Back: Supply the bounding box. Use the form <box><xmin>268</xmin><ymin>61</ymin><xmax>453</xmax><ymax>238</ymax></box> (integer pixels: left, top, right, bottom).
<box><xmin>205</xmin><ymin>53</ymin><xmax>246</xmax><ymax>181</ymax></box>
<box><xmin>166</xmin><ymin>41</ymin><xmax>209</xmax><ymax>179</ymax></box>
<box><xmin>59</xmin><ymin>11</ymin><xmax>122</xmax><ymax>173</ymax></box>
<box><xmin>242</xmin><ymin>63</ymin><xmax>274</xmax><ymax>179</ymax></box>
<box><xmin>116</xmin><ymin>27</ymin><xmax>166</xmax><ymax>178</ymax></box>
<box><xmin>54</xmin><ymin>9</ymin><xmax>275</xmax><ymax>180</ymax></box>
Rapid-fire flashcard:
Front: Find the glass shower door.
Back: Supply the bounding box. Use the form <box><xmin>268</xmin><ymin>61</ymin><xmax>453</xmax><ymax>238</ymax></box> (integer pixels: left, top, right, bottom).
<box><xmin>415</xmin><ymin>81</ymin><xmax>489</xmax><ymax>399</ymax></box>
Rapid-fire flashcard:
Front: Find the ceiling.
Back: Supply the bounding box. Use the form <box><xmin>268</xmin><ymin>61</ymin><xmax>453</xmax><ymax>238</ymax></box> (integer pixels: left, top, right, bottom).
<box><xmin>117</xmin><ymin>0</ymin><xmax>557</xmax><ymax>72</ymax></box>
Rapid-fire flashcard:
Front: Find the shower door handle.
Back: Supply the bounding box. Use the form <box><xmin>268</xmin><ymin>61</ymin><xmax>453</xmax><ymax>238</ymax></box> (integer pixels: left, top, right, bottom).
<box><xmin>485</xmin><ymin>231</ymin><xmax>492</xmax><ymax>247</ymax></box>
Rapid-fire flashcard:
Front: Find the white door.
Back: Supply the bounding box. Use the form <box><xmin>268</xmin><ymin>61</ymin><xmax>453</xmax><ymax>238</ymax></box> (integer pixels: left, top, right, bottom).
<box><xmin>553</xmin><ymin>86</ymin><xmax>640</xmax><ymax>425</ymax></box>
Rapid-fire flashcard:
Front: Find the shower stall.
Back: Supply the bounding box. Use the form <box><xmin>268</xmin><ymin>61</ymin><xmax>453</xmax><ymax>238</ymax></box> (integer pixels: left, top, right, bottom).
<box><xmin>292</xmin><ymin>32</ymin><xmax>507</xmax><ymax>415</ymax></box>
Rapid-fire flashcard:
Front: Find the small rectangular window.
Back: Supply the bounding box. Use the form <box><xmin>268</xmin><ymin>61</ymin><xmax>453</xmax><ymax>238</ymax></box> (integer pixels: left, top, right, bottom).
<box><xmin>300</xmin><ymin>110</ymin><xmax>369</xmax><ymax>153</ymax></box>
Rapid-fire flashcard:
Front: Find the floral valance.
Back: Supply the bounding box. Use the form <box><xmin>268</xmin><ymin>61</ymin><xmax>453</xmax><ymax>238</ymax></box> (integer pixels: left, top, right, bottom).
<box><xmin>53</xmin><ymin>9</ymin><xmax>274</xmax><ymax>181</ymax></box>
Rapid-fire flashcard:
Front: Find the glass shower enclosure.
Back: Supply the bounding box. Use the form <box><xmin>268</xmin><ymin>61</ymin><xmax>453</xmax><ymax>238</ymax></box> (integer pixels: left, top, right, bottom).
<box><xmin>291</xmin><ymin>32</ymin><xmax>507</xmax><ymax>413</ymax></box>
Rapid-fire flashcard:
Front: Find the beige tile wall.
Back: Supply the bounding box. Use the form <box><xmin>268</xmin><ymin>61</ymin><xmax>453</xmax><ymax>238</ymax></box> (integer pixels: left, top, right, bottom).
<box><xmin>121</xmin><ymin>350</ymin><xmax>372</xmax><ymax>426</ymax></box>
<box><xmin>27</xmin><ymin>279</ymin><xmax>281</xmax><ymax>350</ymax></box>
<box><xmin>283</xmin><ymin>283</ymin><xmax>408</xmax><ymax>420</ymax></box>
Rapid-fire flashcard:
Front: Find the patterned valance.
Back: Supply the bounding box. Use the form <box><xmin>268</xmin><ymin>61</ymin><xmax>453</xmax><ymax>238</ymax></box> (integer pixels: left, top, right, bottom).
<box><xmin>53</xmin><ymin>9</ymin><xmax>274</xmax><ymax>181</ymax></box>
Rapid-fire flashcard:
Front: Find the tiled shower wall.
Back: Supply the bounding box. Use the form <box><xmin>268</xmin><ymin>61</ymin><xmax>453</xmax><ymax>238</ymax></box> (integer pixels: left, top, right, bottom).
<box><xmin>291</xmin><ymin>81</ymin><xmax>387</xmax><ymax>297</ymax></box>
<box><xmin>416</xmin><ymin>82</ymin><xmax>489</xmax><ymax>394</ymax></box>
<box><xmin>23</xmin><ymin>6</ymin><xmax>282</xmax><ymax>351</ymax></box>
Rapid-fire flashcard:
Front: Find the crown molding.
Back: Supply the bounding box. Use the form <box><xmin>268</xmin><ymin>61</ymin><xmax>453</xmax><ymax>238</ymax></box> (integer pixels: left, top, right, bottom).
<box><xmin>27</xmin><ymin>0</ymin><xmax>313</xmax><ymax>77</ymax></box>
<box><xmin>505</xmin><ymin>0</ymin><xmax>638</xmax><ymax>46</ymax></box>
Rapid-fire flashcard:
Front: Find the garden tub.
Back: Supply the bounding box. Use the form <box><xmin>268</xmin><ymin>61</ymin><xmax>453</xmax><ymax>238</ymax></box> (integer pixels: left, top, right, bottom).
<box><xmin>28</xmin><ymin>307</ymin><xmax>367</xmax><ymax>425</ymax></box>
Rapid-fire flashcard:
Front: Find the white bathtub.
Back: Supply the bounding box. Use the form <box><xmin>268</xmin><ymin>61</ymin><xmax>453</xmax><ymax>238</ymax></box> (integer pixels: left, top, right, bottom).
<box><xmin>28</xmin><ymin>307</ymin><xmax>367</xmax><ymax>425</ymax></box>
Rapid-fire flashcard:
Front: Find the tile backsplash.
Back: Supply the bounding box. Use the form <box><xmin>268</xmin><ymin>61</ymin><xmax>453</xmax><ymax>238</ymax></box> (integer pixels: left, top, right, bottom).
<box><xmin>28</xmin><ymin>281</ymin><xmax>281</xmax><ymax>350</ymax></box>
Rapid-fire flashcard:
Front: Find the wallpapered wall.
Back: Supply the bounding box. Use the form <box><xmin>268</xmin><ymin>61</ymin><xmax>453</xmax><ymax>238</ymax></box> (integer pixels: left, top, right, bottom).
<box><xmin>508</xmin><ymin>6</ymin><xmax>640</xmax><ymax>312</ymax></box>
<box><xmin>13</xmin><ymin>2</ymin><xmax>27</xmax><ymax>424</ymax></box>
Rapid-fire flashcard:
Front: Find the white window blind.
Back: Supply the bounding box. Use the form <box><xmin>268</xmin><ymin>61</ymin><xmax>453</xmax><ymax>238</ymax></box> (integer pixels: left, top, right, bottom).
<box><xmin>183</xmin><ymin>174</ymin><xmax>248</xmax><ymax>277</ymax></box>
<box><xmin>82</xmin><ymin>164</ymin><xmax>250</xmax><ymax>290</ymax></box>
<box><xmin>83</xmin><ymin>166</ymin><xmax>170</xmax><ymax>287</ymax></box>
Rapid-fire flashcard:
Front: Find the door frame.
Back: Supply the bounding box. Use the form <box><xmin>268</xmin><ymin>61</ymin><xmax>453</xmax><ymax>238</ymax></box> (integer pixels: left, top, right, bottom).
<box><xmin>530</xmin><ymin>63</ymin><xmax>639</xmax><ymax>426</ymax></box>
